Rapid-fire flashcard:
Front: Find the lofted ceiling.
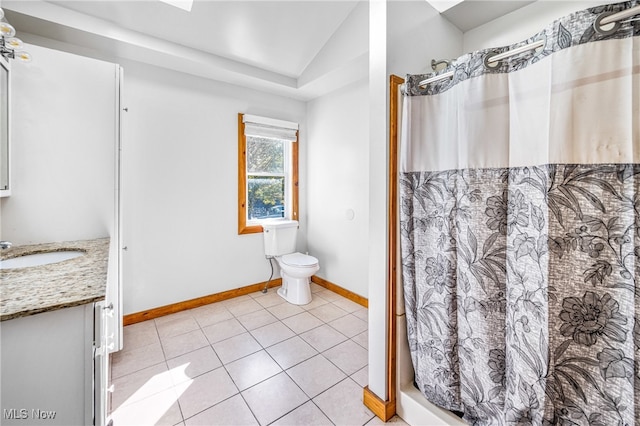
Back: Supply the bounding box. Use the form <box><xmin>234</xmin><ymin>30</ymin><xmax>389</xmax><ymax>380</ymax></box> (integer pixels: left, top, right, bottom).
<box><xmin>3</xmin><ymin>0</ymin><xmax>365</xmax><ymax>100</ymax></box>
<box><xmin>44</xmin><ymin>0</ymin><xmax>359</xmax><ymax>79</ymax></box>
<box><xmin>2</xmin><ymin>0</ymin><xmax>534</xmax><ymax>100</ymax></box>
<box><xmin>442</xmin><ymin>0</ymin><xmax>535</xmax><ymax>32</ymax></box>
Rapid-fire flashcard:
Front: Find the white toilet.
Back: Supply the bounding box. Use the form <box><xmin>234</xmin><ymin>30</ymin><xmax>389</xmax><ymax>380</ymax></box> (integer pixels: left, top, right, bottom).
<box><xmin>262</xmin><ymin>220</ymin><xmax>319</xmax><ymax>305</ymax></box>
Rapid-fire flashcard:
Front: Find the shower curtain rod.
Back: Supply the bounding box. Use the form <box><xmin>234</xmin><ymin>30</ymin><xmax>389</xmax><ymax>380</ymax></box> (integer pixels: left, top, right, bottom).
<box><xmin>417</xmin><ymin>38</ymin><xmax>544</xmax><ymax>88</ymax></box>
<box><xmin>417</xmin><ymin>4</ymin><xmax>640</xmax><ymax>89</ymax></box>
<box><xmin>600</xmin><ymin>3</ymin><xmax>640</xmax><ymax>24</ymax></box>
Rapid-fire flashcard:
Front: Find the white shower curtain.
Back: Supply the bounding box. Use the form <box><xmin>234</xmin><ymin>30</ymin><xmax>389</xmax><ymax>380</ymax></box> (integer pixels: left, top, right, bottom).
<box><xmin>400</xmin><ymin>1</ymin><xmax>639</xmax><ymax>424</ymax></box>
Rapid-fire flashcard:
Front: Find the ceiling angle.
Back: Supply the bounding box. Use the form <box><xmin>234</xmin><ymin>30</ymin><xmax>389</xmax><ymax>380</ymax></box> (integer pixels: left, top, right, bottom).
<box><xmin>158</xmin><ymin>0</ymin><xmax>194</xmax><ymax>12</ymax></box>
<box><xmin>426</xmin><ymin>0</ymin><xmax>465</xmax><ymax>13</ymax></box>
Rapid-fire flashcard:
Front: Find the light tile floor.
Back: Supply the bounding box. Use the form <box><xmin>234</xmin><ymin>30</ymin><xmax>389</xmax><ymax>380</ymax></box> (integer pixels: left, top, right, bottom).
<box><xmin>108</xmin><ymin>283</ymin><xmax>409</xmax><ymax>426</ymax></box>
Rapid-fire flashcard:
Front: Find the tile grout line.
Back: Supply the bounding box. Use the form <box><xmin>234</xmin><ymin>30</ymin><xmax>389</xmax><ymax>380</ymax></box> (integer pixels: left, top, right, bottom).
<box><xmin>310</xmin><ymin>376</ymin><xmax>371</xmax><ymax>426</ymax></box>
<box><xmin>110</xmin><ymin>288</ymin><xmax>370</xmax><ymax>425</ymax></box>
<box><xmin>216</xmin><ymin>294</ymin><xmax>349</xmax><ymax>425</ymax></box>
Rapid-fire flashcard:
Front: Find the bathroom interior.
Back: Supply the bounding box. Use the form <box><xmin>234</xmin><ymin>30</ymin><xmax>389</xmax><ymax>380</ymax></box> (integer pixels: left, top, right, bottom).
<box><xmin>0</xmin><ymin>0</ymin><xmax>637</xmax><ymax>425</ymax></box>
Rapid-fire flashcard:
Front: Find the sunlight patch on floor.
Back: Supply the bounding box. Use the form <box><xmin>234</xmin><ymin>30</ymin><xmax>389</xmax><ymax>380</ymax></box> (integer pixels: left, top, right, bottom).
<box><xmin>109</xmin><ymin>363</ymin><xmax>192</xmax><ymax>425</ymax></box>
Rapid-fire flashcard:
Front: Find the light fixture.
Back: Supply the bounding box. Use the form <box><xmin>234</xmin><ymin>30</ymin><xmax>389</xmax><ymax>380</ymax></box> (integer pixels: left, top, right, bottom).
<box><xmin>0</xmin><ymin>21</ymin><xmax>15</xmax><ymax>38</ymax></box>
<box><xmin>0</xmin><ymin>8</ymin><xmax>32</xmax><ymax>62</ymax></box>
<box><xmin>4</xmin><ymin>37</ymin><xmax>23</xmax><ymax>50</ymax></box>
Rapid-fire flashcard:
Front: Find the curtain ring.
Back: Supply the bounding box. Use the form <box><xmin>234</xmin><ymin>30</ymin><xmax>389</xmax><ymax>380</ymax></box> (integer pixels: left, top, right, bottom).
<box><xmin>483</xmin><ymin>35</ymin><xmax>546</xmax><ymax>70</ymax></box>
<box><xmin>483</xmin><ymin>51</ymin><xmax>500</xmax><ymax>69</ymax></box>
<box><xmin>594</xmin><ymin>11</ymin><xmax>621</xmax><ymax>36</ymax></box>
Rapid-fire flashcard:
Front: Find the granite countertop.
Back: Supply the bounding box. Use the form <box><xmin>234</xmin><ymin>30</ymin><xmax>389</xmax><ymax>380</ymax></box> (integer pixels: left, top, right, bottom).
<box><xmin>0</xmin><ymin>238</ymin><xmax>110</xmax><ymax>321</ymax></box>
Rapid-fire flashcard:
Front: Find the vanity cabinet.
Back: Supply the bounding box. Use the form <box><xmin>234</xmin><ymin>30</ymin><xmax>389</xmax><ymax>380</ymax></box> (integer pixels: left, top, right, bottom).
<box><xmin>0</xmin><ymin>302</ymin><xmax>109</xmax><ymax>426</ymax></box>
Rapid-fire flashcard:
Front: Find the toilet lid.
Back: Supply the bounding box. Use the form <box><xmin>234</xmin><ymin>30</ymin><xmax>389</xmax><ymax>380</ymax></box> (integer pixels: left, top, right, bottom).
<box><xmin>281</xmin><ymin>252</ymin><xmax>318</xmax><ymax>267</ymax></box>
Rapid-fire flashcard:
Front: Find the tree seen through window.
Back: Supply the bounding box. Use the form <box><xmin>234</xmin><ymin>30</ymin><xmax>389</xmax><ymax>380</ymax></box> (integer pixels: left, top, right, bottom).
<box><xmin>247</xmin><ymin>136</ymin><xmax>285</xmax><ymax>219</ymax></box>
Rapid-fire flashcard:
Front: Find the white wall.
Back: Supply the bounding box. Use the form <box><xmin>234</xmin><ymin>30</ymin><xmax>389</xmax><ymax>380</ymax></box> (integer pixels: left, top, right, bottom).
<box><xmin>367</xmin><ymin>0</ymin><xmax>390</xmax><ymax>401</ymax></box>
<box><xmin>121</xmin><ymin>61</ymin><xmax>306</xmax><ymax>314</ymax></box>
<box><xmin>299</xmin><ymin>1</ymin><xmax>369</xmax><ymax>98</ymax></box>
<box><xmin>0</xmin><ymin>44</ymin><xmax>117</xmax><ymax>245</ymax></box>
<box><xmin>305</xmin><ymin>0</ymin><xmax>369</xmax><ymax>299</ymax></box>
<box><xmin>463</xmin><ymin>0</ymin><xmax>613</xmax><ymax>53</ymax></box>
<box><xmin>387</xmin><ymin>0</ymin><xmax>463</xmax><ymax>77</ymax></box>
<box><xmin>306</xmin><ymin>79</ymin><xmax>369</xmax><ymax>298</ymax></box>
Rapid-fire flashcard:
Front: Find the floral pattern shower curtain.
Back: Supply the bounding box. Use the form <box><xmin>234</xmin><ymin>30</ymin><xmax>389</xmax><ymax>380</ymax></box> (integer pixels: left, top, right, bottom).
<box><xmin>400</xmin><ymin>1</ymin><xmax>640</xmax><ymax>425</ymax></box>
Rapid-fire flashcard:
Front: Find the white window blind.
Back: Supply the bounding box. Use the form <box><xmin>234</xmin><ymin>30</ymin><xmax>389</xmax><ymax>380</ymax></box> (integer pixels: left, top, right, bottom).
<box><xmin>243</xmin><ymin>114</ymin><xmax>298</xmax><ymax>142</ymax></box>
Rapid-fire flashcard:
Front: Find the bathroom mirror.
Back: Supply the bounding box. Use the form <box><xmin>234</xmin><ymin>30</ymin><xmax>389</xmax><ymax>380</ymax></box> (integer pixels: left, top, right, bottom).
<box><xmin>0</xmin><ymin>55</ymin><xmax>9</xmax><ymax>197</ymax></box>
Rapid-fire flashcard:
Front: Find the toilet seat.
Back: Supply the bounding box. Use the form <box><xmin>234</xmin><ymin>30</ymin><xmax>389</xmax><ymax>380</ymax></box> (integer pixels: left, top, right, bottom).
<box><xmin>281</xmin><ymin>252</ymin><xmax>318</xmax><ymax>268</ymax></box>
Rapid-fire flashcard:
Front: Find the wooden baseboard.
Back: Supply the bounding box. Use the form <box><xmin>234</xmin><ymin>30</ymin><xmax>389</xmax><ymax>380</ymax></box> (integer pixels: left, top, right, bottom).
<box><xmin>311</xmin><ymin>275</ymin><xmax>368</xmax><ymax>308</ymax></box>
<box><xmin>363</xmin><ymin>386</ymin><xmax>396</xmax><ymax>421</ymax></box>
<box><xmin>124</xmin><ymin>275</ymin><xmax>367</xmax><ymax>326</ymax></box>
<box><xmin>123</xmin><ymin>278</ymin><xmax>282</xmax><ymax>326</ymax></box>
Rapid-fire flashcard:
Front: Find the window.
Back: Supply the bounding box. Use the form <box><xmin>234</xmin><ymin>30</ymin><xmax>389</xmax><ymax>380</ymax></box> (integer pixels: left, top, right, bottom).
<box><xmin>238</xmin><ymin>113</ymin><xmax>298</xmax><ymax>234</ymax></box>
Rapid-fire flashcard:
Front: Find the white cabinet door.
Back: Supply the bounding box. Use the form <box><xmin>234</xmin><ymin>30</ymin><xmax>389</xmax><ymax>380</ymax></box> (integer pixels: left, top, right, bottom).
<box><xmin>0</xmin><ymin>305</ymin><xmax>95</xmax><ymax>425</ymax></box>
<box><xmin>93</xmin><ymin>301</ymin><xmax>108</xmax><ymax>426</ymax></box>
<box><xmin>106</xmin><ymin>66</ymin><xmax>124</xmax><ymax>355</ymax></box>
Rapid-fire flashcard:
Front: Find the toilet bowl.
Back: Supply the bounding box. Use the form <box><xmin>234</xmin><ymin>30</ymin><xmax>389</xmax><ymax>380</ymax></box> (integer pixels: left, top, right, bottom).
<box><xmin>276</xmin><ymin>252</ymin><xmax>319</xmax><ymax>305</ymax></box>
<box><xmin>262</xmin><ymin>220</ymin><xmax>320</xmax><ymax>305</ymax></box>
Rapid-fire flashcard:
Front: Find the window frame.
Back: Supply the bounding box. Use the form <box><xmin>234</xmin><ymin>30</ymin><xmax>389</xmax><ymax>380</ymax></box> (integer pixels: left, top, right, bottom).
<box><xmin>237</xmin><ymin>113</ymin><xmax>299</xmax><ymax>234</ymax></box>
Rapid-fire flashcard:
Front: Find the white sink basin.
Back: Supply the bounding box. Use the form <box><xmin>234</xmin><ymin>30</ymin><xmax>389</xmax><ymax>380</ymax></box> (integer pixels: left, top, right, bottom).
<box><xmin>0</xmin><ymin>251</ymin><xmax>85</xmax><ymax>270</ymax></box>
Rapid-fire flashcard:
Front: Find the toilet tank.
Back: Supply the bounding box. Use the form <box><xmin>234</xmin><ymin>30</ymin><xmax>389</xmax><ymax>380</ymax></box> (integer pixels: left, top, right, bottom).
<box><xmin>262</xmin><ymin>220</ymin><xmax>298</xmax><ymax>257</ymax></box>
